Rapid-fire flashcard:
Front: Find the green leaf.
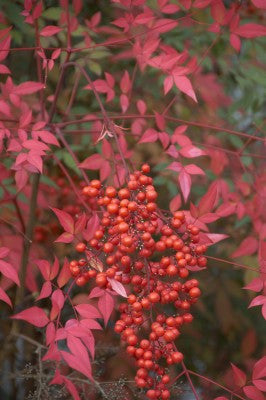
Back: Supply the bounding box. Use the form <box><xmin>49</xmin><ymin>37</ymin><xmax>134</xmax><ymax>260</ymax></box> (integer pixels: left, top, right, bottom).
<box><xmin>42</xmin><ymin>7</ymin><xmax>61</xmax><ymax>21</ymax></box>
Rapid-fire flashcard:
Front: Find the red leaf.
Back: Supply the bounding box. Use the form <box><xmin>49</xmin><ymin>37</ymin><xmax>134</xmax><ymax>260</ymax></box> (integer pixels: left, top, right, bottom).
<box><xmin>55</xmin><ymin>232</ymin><xmax>74</xmax><ymax>243</ymax></box>
<box><xmin>75</xmin><ymin>214</ymin><xmax>87</xmax><ymax>234</ymax></box>
<box><xmin>0</xmin><ymin>260</ymin><xmax>20</xmax><ymax>286</ymax></box>
<box><xmin>0</xmin><ymin>287</ymin><xmax>12</xmax><ymax>307</ymax></box>
<box><xmin>178</xmin><ymin>170</ymin><xmax>191</xmax><ymax>202</ymax></box>
<box><xmin>13</xmin><ymin>81</ymin><xmax>45</xmax><ymax>95</ymax></box>
<box><xmin>243</xmin><ymin>385</ymin><xmax>265</xmax><ymax>400</ymax></box>
<box><xmin>83</xmin><ymin>213</ymin><xmax>100</xmax><ymax>241</ymax></box>
<box><xmin>198</xmin><ymin>182</ymin><xmax>218</xmax><ymax>216</ymax></box>
<box><xmin>231</xmin><ymin>363</ymin><xmax>246</xmax><ymax>387</ymax></box>
<box><xmin>12</xmin><ymin>306</ymin><xmax>49</xmax><ymax>327</ymax></box>
<box><xmin>174</xmin><ymin>75</ymin><xmax>197</xmax><ymax>102</ymax></box>
<box><xmin>98</xmin><ymin>290</ymin><xmax>114</xmax><ymax>326</ymax></box>
<box><xmin>75</xmin><ymin>304</ymin><xmax>102</xmax><ymax>319</ymax></box>
<box><xmin>40</xmin><ymin>26</ymin><xmax>62</xmax><ymax>37</ymax></box>
<box><xmin>234</xmin><ymin>23</ymin><xmax>266</xmax><ymax>38</ymax></box>
<box><xmin>51</xmin><ymin>207</ymin><xmax>75</xmax><ymax>234</ymax></box>
<box><xmin>108</xmin><ymin>278</ymin><xmax>127</xmax><ymax>298</ymax></box>
<box><xmin>73</xmin><ymin>0</ymin><xmax>83</xmax><ymax>15</ymax></box>
<box><xmin>231</xmin><ymin>237</ymin><xmax>258</xmax><ymax>258</ymax></box>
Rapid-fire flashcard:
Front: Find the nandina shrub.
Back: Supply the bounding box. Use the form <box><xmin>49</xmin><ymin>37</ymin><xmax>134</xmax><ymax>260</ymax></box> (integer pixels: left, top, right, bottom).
<box><xmin>0</xmin><ymin>1</ymin><xmax>265</xmax><ymax>399</ymax></box>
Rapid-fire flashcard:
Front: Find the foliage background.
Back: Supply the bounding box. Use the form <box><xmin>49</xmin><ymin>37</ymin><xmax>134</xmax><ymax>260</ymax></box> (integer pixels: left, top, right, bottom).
<box><xmin>0</xmin><ymin>0</ymin><xmax>265</xmax><ymax>399</ymax></box>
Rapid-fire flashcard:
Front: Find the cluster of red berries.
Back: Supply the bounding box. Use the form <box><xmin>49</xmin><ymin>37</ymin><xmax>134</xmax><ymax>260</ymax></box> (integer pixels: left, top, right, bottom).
<box><xmin>69</xmin><ymin>164</ymin><xmax>207</xmax><ymax>399</ymax></box>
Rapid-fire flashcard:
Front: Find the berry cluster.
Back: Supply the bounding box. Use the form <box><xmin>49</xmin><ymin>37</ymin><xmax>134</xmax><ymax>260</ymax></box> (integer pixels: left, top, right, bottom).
<box><xmin>70</xmin><ymin>164</ymin><xmax>206</xmax><ymax>399</ymax></box>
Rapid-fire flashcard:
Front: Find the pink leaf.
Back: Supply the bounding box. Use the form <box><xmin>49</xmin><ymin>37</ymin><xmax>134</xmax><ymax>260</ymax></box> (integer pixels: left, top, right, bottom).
<box><xmin>248</xmin><ymin>295</ymin><xmax>266</xmax><ymax>308</ymax></box>
<box><xmin>51</xmin><ymin>207</ymin><xmax>75</xmax><ymax>234</ymax></box>
<box><xmin>120</xmin><ymin>94</ymin><xmax>129</xmax><ymax>113</ymax></box>
<box><xmin>231</xmin><ymin>237</ymin><xmax>258</xmax><ymax>258</ymax></box>
<box><xmin>80</xmin><ymin>318</ymin><xmax>102</xmax><ymax>330</ymax></box>
<box><xmin>139</xmin><ymin>128</ymin><xmax>158</xmax><ymax>144</ymax></box>
<box><xmin>137</xmin><ymin>100</ymin><xmax>147</xmax><ymax>115</ymax></box>
<box><xmin>174</xmin><ymin>75</ymin><xmax>197</xmax><ymax>102</ymax></box>
<box><xmin>50</xmin><ymin>257</ymin><xmax>60</xmax><ymax>280</ymax></box>
<box><xmin>13</xmin><ymin>81</ymin><xmax>45</xmax><ymax>95</ymax></box>
<box><xmin>40</xmin><ymin>26</ymin><xmax>62</xmax><ymax>37</ymax></box>
<box><xmin>251</xmin><ymin>0</ymin><xmax>266</xmax><ymax>8</ymax></box>
<box><xmin>216</xmin><ymin>202</ymin><xmax>236</xmax><ymax>217</ymax></box>
<box><xmin>19</xmin><ymin>110</ymin><xmax>32</xmax><ymax>128</ymax></box>
<box><xmin>230</xmin><ymin>34</ymin><xmax>241</xmax><ymax>52</ymax></box>
<box><xmin>0</xmin><ymin>260</ymin><xmax>20</xmax><ymax>286</ymax></box>
<box><xmin>108</xmin><ymin>278</ymin><xmax>127</xmax><ymax>298</ymax></box>
<box><xmin>0</xmin><ymin>287</ymin><xmax>12</xmax><ymax>307</ymax></box>
<box><xmin>213</xmin><ymin>398</ymin><xmax>229</xmax><ymax>400</ymax></box>
<box><xmin>231</xmin><ymin>363</ymin><xmax>246</xmax><ymax>387</ymax></box>
<box><xmin>98</xmin><ymin>290</ymin><xmax>114</xmax><ymax>326</ymax></box>
<box><xmin>244</xmin><ymin>278</ymin><xmax>263</xmax><ymax>293</ymax></box>
<box><xmin>60</xmin><ymin>350</ymin><xmax>92</xmax><ymax>380</ymax></box>
<box><xmin>36</xmin><ymin>281</ymin><xmax>52</xmax><ymax>301</ymax></box>
<box><xmin>179</xmin><ymin>145</ymin><xmax>206</xmax><ymax>158</ymax></box>
<box><xmin>0</xmin><ymin>64</ymin><xmax>11</xmax><ymax>74</ymax></box>
<box><xmin>164</xmin><ymin>75</ymin><xmax>174</xmax><ymax>94</ymax></box>
<box><xmin>36</xmin><ymin>130</ymin><xmax>60</xmax><ymax>146</ymax></box>
<box><xmin>178</xmin><ymin>170</ymin><xmax>191</xmax><ymax>202</ymax></box>
<box><xmin>50</xmin><ymin>289</ymin><xmax>65</xmax><ymax>320</ymax></box>
<box><xmin>63</xmin><ymin>377</ymin><xmax>81</xmax><ymax>400</ymax></box>
<box><xmin>12</xmin><ymin>306</ymin><xmax>49</xmax><ymax>327</ymax></box>
<box><xmin>169</xmin><ymin>194</ymin><xmax>182</xmax><ymax>213</ymax></box>
<box><xmin>75</xmin><ymin>304</ymin><xmax>102</xmax><ymax>319</ymax></box>
<box><xmin>243</xmin><ymin>385</ymin><xmax>265</xmax><ymax>400</ymax></box>
<box><xmin>35</xmin><ymin>259</ymin><xmax>50</xmax><ymax>281</ymax></box>
<box><xmin>205</xmin><ymin>233</ymin><xmax>229</xmax><ymax>245</ymax></box>
<box><xmin>120</xmin><ymin>70</ymin><xmax>131</xmax><ymax>93</ymax></box>
<box><xmin>253</xmin><ymin>356</ymin><xmax>266</xmax><ymax>380</ymax></box>
<box><xmin>79</xmin><ymin>154</ymin><xmax>103</xmax><ymax>169</ymax></box>
<box><xmin>0</xmin><ymin>247</ymin><xmax>10</xmax><ymax>258</ymax></box>
<box><xmin>184</xmin><ymin>164</ymin><xmax>205</xmax><ymax>175</ymax></box>
<box><xmin>234</xmin><ymin>23</ymin><xmax>266</xmax><ymax>38</ymax></box>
